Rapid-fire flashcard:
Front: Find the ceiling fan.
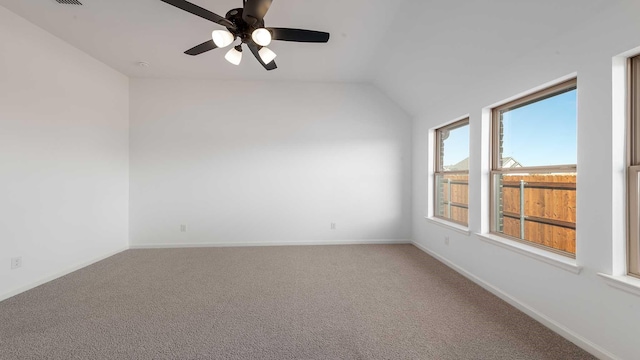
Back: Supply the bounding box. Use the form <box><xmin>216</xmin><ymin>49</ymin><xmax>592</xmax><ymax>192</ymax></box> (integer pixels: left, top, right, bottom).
<box><xmin>160</xmin><ymin>0</ymin><xmax>331</xmax><ymax>71</ymax></box>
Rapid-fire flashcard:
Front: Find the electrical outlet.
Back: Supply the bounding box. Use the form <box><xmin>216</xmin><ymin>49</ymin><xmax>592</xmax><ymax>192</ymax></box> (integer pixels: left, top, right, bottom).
<box><xmin>444</xmin><ymin>236</ymin><xmax>450</xmax><ymax>246</ymax></box>
<box><xmin>180</xmin><ymin>224</ymin><xmax>187</xmax><ymax>233</ymax></box>
<box><xmin>331</xmin><ymin>223</ymin><xmax>336</xmax><ymax>230</ymax></box>
<box><xmin>11</xmin><ymin>257</ymin><xmax>22</xmax><ymax>270</ymax></box>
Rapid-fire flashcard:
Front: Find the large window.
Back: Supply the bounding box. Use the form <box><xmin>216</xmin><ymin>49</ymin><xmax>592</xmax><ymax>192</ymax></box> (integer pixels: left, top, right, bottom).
<box><xmin>629</xmin><ymin>55</ymin><xmax>640</xmax><ymax>277</ymax></box>
<box><xmin>491</xmin><ymin>79</ymin><xmax>577</xmax><ymax>257</ymax></box>
<box><xmin>434</xmin><ymin>118</ymin><xmax>470</xmax><ymax>226</ymax></box>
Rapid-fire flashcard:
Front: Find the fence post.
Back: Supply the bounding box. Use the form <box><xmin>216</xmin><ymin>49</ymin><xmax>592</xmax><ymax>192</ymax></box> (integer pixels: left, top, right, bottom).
<box><xmin>520</xmin><ymin>180</ymin><xmax>525</xmax><ymax>239</ymax></box>
<box><xmin>447</xmin><ymin>178</ymin><xmax>452</xmax><ymax>218</ymax></box>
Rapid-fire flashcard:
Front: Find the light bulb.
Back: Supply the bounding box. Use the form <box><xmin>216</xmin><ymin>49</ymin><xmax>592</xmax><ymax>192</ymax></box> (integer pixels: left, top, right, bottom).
<box><xmin>212</xmin><ymin>30</ymin><xmax>234</xmax><ymax>48</ymax></box>
<box><xmin>252</xmin><ymin>28</ymin><xmax>272</xmax><ymax>46</ymax></box>
<box><xmin>258</xmin><ymin>47</ymin><xmax>277</xmax><ymax>64</ymax></box>
<box><xmin>225</xmin><ymin>46</ymin><xmax>242</xmax><ymax>65</ymax></box>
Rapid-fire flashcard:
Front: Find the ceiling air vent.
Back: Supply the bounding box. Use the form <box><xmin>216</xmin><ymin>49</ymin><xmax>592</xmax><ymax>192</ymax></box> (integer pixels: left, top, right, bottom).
<box><xmin>55</xmin><ymin>0</ymin><xmax>83</xmax><ymax>5</ymax></box>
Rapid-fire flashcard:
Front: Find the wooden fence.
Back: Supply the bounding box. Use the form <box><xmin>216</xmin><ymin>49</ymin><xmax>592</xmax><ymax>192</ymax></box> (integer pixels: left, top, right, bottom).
<box><xmin>436</xmin><ymin>175</ymin><xmax>469</xmax><ymax>226</ymax></box>
<box><xmin>437</xmin><ymin>174</ymin><xmax>576</xmax><ymax>255</ymax></box>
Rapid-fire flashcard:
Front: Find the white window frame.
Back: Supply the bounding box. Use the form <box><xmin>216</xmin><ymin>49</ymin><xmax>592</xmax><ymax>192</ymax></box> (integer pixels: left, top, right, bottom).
<box><xmin>433</xmin><ymin>118</ymin><xmax>470</xmax><ymax>227</ymax></box>
<box><xmin>628</xmin><ymin>55</ymin><xmax>640</xmax><ymax>278</ymax></box>
<box><xmin>490</xmin><ymin>79</ymin><xmax>578</xmax><ymax>258</ymax></box>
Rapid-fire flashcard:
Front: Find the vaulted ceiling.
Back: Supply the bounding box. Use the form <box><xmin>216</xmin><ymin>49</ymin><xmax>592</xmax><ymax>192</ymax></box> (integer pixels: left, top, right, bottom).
<box><xmin>0</xmin><ymin>0</ymin><xmax>622</xmax><ymax>114</ymax></box>
<box><xmin>0</xmin><ymin>0</ymin><xmax>405</xmax><ymax>81</ymax></box>
<box><xmin>372</xmin><ymin>0</ymin><xmax>618</xmax><ymax>116</ymax></box>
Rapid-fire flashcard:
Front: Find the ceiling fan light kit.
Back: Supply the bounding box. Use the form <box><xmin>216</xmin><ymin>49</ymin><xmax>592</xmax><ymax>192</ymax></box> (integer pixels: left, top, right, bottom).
<box><xmin>258</xmin><ymin>47</ymin><xmax>277</xmax><ymax>64</ymax></box>
<box><xmin>211</xmin><ymin>30</ymin><xmax>235</xmax><ymax>48</ymax></box>
<box><xmin>251</xmin><ymin>28</ymin><xmax>272</xmax><ymax>46</ymax></box>
<box><xmin>225</xmin><ymin>46</ymin><xmax>243</xmax><ymax>65</ymax></box>
<box><xmin>160</xmin><ymin>0</ymin><xmax>330</xmax><ymax>71</ymax></box>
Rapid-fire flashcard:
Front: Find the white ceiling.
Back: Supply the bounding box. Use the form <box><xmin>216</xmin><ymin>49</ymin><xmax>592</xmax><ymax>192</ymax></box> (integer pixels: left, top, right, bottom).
<box><xmin>0</xmin><ymin>0</ymin><xmax>619</xmax><ymax>93</ymax></box>
<box><xmin>0</xmin><ymin>0</ymin><xmax>406</xmax><ymax>81</ymax></box>
<box><xmin>373</xmin><ymin>0</ymin><xmax>617</xmax><ymax>116</ymax></box>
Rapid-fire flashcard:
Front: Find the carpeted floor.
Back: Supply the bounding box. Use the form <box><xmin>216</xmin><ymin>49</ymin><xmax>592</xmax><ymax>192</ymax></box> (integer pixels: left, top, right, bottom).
<box><xmin>0</xmin><ymin>244</ymin><xmax>594</xmax><ymax>359</ymax></box>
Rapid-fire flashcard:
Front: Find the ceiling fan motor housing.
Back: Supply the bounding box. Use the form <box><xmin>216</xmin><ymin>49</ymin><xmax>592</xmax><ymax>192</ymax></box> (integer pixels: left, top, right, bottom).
<box><xmin>225</xmin><ymin>8</ymin><xmax>266</xmax><ymax>44</ymax></box>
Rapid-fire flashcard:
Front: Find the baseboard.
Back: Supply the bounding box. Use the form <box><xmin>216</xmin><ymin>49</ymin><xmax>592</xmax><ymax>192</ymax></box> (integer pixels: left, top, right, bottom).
<box><xmin>130</xmin><ymin>239</ymin><xmax>412</xmax><ymax>249</ymax></box>
<box><xmin>0</xmin><ymin>246</ymin><xmax>129</xmax><ymax>303</ymax></box>
<box><xmin>410</xmin><ymin>241</ymin><xmax>619</xmax><ymax>360</ymax></box>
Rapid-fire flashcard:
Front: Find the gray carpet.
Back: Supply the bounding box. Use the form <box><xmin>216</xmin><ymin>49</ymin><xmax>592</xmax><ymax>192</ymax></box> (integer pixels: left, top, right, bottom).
<box><xmin>0</xmin><ymin>244</ymin><xmax>594</xmax><ymax>359</ymax></box>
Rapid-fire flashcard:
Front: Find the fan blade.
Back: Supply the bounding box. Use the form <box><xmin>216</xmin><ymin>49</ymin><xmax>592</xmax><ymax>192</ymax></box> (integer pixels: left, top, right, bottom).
<box><xmin>242</xmin><ymin>0</ymin><xmax>273</xmax><ymax>25</ymax></box>
<box><xmin>267</xmin><ymin>28</ymin><xmax>330</xmax><ymax>43</ymax></box>
<box><xmin>184</xmin><ymin>40</ymin><xmax>218</xmax><ymax>56</ymax></box>
<box><xmin>247</xmin><ymin>42</ymin><xmax>277</xmax><ymax>71</ymax></box>
<box><xmin>161</xmin><ymin>0</ymin><xmax>235</xmax><ymax>29</ymax></box>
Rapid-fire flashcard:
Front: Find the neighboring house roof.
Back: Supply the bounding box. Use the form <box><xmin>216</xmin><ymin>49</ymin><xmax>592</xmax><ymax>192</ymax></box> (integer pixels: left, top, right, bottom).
<box><xmin>501</xmin><ymin>157</ymin><xmax>523</xmax><ymax>168</ymax></box>
<box><xmin>444</xmin><ymin>156</ymin><xmax>522</xmax><ymax>171</ymax></box>
<box><xmin>446</xmin><ymin>158</ymin><xmax>469</xmax><ymax>171</ymax></box>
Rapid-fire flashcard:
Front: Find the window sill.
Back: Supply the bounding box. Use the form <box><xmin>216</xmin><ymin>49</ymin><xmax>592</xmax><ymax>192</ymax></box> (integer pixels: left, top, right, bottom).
<box><xmin>425</xmin><ymin>217</ymin><xmax>471</xmax><ymax>236</ymax></box>
<box><xmin>598</xmin><ymin>273</ymin><xmax>640</xmax><ymax>297</ymax></box>
<box><xmin>476</xmin><ymin>233</ymin><xmax>582</xmax><ymax>274</ymax></box>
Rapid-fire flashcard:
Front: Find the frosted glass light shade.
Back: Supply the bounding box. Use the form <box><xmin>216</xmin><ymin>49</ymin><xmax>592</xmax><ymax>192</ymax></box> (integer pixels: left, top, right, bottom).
<box><xmin>258</xmin><ymin>47</ymin><xmax>277</xmax><ymax>64</ymax></box>
<box><xmin>212</xmin><ymin>30</ymin><xmax>234</xmax><ymax>48</ymax></box>
<box><xmin>225</xmin><ymin>47</ymin><xmax>242</xmax><ymax>65</ymax></box>
<box><xmin>252</xmin><ymin>28</ymin><xmax>272</xmax><ymax>46</ymax></box>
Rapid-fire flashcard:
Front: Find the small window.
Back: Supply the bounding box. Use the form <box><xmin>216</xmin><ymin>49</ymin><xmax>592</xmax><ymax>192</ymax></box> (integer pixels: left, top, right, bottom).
<box><xmin>434</xmin><ymin>118</ymin><xmax>470</xmax><ymax>226</ymax></box>
<box><xmin>491</xmin><ymin>79</ymin><xmax>577</xmax><ymax>257</ymax></box>
<box><xmin>629</xmin><ymin>55</ymin><xmax>640</xmax><ymax>278</ymax></box>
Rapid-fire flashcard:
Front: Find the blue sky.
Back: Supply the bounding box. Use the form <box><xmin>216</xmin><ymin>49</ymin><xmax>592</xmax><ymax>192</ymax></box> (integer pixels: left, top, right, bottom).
<box><xmin>443</xmin><ymin>89</ymin><xmax>577</xmax><ymax>168</ymax></box>
<box><xmin>501</xmin><ymin>89</ymin><xmax>577</xmax><ymax>167</ymax></box>
<box><xmin>442</xmin><ymin>125</ymin><xmax>469</xmax><ymax>167</ymax></box>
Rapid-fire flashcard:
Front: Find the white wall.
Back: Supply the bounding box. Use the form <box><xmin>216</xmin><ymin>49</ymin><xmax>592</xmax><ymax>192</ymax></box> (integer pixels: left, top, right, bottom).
<box><xmin>0</xmin><ymin>6</ymin><xmax>129</xmax><ymax>299</ymax></box>
<box><xmin>375</xmin><ymin>1</ymin><xmax>640</xmax><ymax>359</ymax></box>
<box><xmin>7</xmin><ymin>0</ymin><xmax>634</xmax><ymax>356</ymax></box>
<box><xmin>129</xmin><ymin>79</ymin><xmax>412</xmax><ymax>247</ymax></box>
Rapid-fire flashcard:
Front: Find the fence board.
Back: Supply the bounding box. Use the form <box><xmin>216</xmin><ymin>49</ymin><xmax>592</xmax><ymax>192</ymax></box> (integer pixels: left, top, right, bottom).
<box><xmin>436</xmin><ymin>173</ymin><xmax>576</xmax><ymax>254</ymax></box>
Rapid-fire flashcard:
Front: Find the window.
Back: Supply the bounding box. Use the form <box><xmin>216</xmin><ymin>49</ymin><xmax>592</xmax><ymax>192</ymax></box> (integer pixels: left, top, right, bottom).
<box><xmin>434</xmin><ymin>118</ymin><xmax>470</xmax><ymax>226</ymax></box>
<box><xmin>491</xmin><ymin>79</ymin><xmax>577</xmax><ymax>257</ymax></box>
<box><xmin>629</xmin><ymin>55</ymin><xmax>640</xmax><ymax>277</ymax></box>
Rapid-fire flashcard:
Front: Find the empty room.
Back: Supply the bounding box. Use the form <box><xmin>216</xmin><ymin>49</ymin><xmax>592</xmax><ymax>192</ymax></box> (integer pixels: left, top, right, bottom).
<box><xmin>1</xmin><ymin>0</ymin><xmax>639</xmax><ymax>359</ymax></box>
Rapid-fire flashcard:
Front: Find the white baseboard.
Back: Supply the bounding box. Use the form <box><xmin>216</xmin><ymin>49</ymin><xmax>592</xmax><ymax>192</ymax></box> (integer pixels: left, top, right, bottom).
<box><xmin>130</xmin><ymin>239</ymin><xmax>411</xmax><ymax>249</ymax></box>
<box><xmin>410</xmin><ymin>241</ymin><xmax>619</xmax><ymax>360</ymax></box>
<box><xmin>0</xmin><ymin>246</ymin><xmax>129</xmax><ymax>303</ymax></box>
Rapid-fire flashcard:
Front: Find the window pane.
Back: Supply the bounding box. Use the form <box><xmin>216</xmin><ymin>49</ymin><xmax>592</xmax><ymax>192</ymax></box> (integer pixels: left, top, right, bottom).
<box><xmin>500</xmin><ymin>89</ymin><xmax>577</xmax><ymax>168</ymax></box>
<box><xmin>631</xmin><ymin>56</ymin><xmax>640</xmax><ymax>277</ymax></box>
<box><xmin>492</xmin><ymin>172</ymin><xmax>576</xmax><ymax>255</ymax></box>
<box><xmin>435</xmin><ymin>173</ymin><xmax>468</xmax><ymax>225</ymax></box>
<box><xmin>440</xmin><ymin>123</ymin><xmax>470</xmax><ymax>171</ymax></box>
<box><xmin>630</xmin><ymin>168</ymin><xmax>640</xmax><ymax>276</ymax></box>
<box><xmin>633</xmin><ymin>56</ymin><xmax>640</xmax><ymax>165</ymax></box>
